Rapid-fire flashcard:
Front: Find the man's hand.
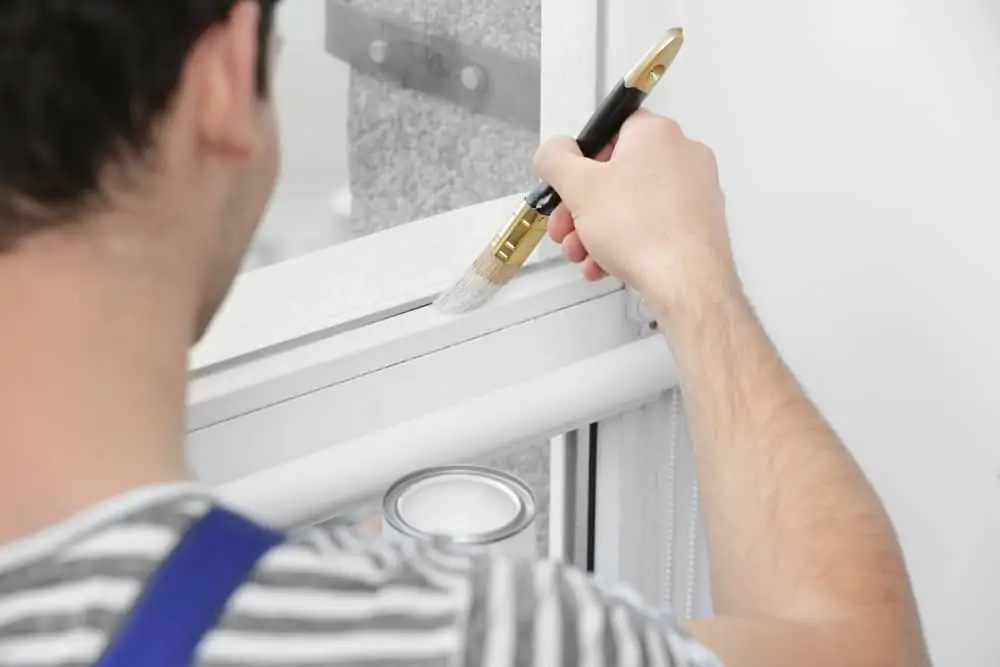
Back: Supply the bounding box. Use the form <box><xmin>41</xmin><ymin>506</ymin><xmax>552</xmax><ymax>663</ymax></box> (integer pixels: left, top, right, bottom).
<box><xmin>533</xmin><ymin>109</ymin><xmax>741</xmax><ymax>327</ymax></box>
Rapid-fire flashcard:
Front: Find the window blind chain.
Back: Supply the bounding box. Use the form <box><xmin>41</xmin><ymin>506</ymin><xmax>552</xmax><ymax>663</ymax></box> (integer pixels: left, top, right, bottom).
<box><xmin>684</xmin><ymin>470</ymin><xmax>700</xmax><ymax>620</ymax></box>
<box><xmin>662</xmin><ymin>387</ymin><xmax>679</xmax><ymax>609</ymax></box>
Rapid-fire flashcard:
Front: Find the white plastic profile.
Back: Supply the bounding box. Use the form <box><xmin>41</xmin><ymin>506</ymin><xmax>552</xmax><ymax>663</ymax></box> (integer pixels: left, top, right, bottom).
<box><xmin>217</xmin><ymin>336</ymin><xmax>678</xmax><ymax>528</ymax></box>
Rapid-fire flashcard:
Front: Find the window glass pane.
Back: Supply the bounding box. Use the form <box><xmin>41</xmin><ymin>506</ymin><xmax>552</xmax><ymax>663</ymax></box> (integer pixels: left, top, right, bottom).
<box><xmin>245</xmin><ymin>0</ymin><xmax>541</xmax><ymax>271</ymax></box>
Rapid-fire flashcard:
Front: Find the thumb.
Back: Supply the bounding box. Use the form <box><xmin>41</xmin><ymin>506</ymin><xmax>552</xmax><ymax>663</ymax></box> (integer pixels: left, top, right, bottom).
<box><xmin>533</xmin><ymin>135</ymin><xmax>603</xmax><ymax>208</ymax></box>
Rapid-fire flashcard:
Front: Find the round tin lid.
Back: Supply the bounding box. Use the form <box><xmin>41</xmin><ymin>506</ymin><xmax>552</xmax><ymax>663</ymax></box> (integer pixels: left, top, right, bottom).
<box><xmin>382</xmin><ymin>465</ymin><xmax>537</xmax><ymax>546</ymax></box>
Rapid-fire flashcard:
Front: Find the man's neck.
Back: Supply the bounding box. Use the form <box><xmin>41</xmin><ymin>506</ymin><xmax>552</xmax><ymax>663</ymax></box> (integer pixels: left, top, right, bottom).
<box><xmin>0</xmin><ymin>225</ymin><xmax>195</xmax><ymax>544</ymax></box>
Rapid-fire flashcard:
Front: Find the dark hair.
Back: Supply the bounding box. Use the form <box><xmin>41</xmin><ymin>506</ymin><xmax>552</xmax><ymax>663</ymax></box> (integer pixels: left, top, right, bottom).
<box><xmin>0</xmin><ymin>0</ymin><xmax>281</xmax><ymax>249</ymax></box>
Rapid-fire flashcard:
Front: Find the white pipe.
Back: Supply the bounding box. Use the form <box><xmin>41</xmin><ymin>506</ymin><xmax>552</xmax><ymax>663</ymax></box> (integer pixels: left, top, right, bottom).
<box><xmin>216</xmin><ymin>336</ymin><xmax>677</xmax><ymax>528</ymax></box>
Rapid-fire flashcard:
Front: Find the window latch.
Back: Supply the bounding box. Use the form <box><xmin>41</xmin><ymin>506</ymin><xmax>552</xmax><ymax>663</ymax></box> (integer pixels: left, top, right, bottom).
<box><xmin>626</xmin><ymin>287</ymin><xmax>658</xmax><ymax>336</ymax></box>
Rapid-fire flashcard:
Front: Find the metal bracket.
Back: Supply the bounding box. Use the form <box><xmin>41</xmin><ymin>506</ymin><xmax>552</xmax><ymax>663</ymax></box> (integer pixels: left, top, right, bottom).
<box><xmin>549</xmin><ymin>428</ymin><xmax>596</xmax><ymax>567</ymax></box>
<box><xmin>625</xmin><ymin>286</ymin><xmax>658</xmax><ymax>336</ymax></box>
<box><xmin>325</xmin><ymin>1</ymin><xmax>540</xmax><ymax>131</ymax></box>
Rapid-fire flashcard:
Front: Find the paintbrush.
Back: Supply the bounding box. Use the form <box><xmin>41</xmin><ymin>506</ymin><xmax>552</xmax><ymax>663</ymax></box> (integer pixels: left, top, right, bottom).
<box><xmin>435</xmin><ymin>27</ymin><xmax>685</xmax><ymax>314</ymax></box>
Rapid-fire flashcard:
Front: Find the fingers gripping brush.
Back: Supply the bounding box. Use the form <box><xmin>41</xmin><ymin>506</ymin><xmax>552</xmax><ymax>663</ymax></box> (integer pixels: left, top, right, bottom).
<box><xmin>435</xmin><ymin>27</ymin><xmax>685</xmax><ymax>314</ymax></box>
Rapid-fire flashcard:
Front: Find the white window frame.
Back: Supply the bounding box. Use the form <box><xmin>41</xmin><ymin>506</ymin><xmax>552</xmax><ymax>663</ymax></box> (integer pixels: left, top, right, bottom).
<box><xmin>190</xmin><ymin>0</ymin><xmax>602</xmax><ymax>373</ymax></box>
<box><xmin>192</xmin><ymin>0</ymin><xmax>692</xmax><ymax>576</ymax></box>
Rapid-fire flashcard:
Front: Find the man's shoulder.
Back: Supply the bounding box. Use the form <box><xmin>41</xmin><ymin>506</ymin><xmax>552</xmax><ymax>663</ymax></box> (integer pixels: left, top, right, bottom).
<box><xmin>284</xmin><ymin>526</ymin><xmax>723</xmax><ymax>667</ymax></box>
<box><xmin>212</xmin><ymin>517</ymin><xmax>724</xmax><ymax>667</ymax></box>
<box><xmin>0</xmin><ymin>493</ymin><xmax>722</xmax><ymax>666</ymax></box>
<box><xmin>246</xmin><ymin>515</ymin><xmax>725</xmax><ymax>667</ymax></box>
<box><xmin>197</xmin><ymin>524</ymin><xmax>475</xmax><ymax>664</ymax></box>
<box><xmin>0</xmin><ymin>495</ymin><xmax>474</xmax><ymax>665</ymax></box>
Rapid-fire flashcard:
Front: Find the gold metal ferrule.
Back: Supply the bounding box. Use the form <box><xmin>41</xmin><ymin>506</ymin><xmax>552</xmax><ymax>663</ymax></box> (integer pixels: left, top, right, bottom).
<box><xmin>623</xmin><ymin>27</ymin><xmax>684</xmax><ymax>94</ymax></box>
<box><xmin>490</xmin><ymin>201</ymin><xmax>549</xmax><ymax>266</ymax></box>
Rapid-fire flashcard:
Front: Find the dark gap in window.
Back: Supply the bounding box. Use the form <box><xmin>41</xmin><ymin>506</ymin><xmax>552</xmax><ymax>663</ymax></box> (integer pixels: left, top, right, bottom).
<box><xmin>586</xmin><ymin>422</ymin><xmax>599</xmax><ymax>572</ymax></box>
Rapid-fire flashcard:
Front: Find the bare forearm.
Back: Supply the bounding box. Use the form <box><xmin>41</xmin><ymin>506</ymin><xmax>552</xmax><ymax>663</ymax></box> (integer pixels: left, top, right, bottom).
<box><xmin>652</xmin><ymin>284</ymin><xmax>925</xmax><ymax>662</ymax></box>
<box><xmin>531</xmin><ymin>114</ymin><xmax>928</xmax><ymax>664</ymax></box>
<box><xmin>688</xmin><ymin>616</ymin><xmax>921</xmax><ymax>667</ymax></box>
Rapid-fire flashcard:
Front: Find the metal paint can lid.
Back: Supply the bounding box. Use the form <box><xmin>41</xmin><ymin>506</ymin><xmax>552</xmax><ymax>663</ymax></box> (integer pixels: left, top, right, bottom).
<box><xmin>382</xmin><ymin>465</ymin><xmax>537</xmax><ymax>546</ymax></box>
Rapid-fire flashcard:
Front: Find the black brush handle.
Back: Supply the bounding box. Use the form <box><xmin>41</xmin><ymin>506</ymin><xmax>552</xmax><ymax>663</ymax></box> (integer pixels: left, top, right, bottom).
<box><xmin>526</xmin><ymin>81</ymin><xmax>647</xmax><ymax>216</ymax></box>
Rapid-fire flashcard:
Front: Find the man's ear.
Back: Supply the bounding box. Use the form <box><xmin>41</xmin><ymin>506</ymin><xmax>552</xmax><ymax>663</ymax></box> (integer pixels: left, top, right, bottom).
<box><xmin>185</xmin><ymin>0</ymin><xmax>262</xmax><ymax>165</ymax></box>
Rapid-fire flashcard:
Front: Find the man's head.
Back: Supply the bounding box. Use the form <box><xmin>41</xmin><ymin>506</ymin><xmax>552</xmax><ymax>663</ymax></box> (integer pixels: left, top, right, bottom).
<box><xmin>0</xmin><ymin>0</ymin><xmax>283</xmax><ymax>337</ymax></box>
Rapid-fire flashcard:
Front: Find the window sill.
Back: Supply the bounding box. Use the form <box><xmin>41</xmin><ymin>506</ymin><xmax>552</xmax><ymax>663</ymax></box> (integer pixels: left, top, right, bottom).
<box><xmin>186</xmin><ymin>261</ymin><xmax>645</xmax><ymax>483</ymax></box>
<box><xmin>188</xmin><ymin>259</ymin><xmax>623</xmax><ymax>430</ymax></box>
<box><xmin>191</xmin><ymin>195</ymin><xmax>544</xmax><ymax>370</ymax></box>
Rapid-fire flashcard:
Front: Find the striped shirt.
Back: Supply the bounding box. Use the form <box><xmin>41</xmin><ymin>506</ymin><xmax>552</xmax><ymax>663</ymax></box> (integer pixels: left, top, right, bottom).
<box><xmin>0</xmin><ymin>484</ymin><xmax>722</xmax><ymax>666</ymax></box>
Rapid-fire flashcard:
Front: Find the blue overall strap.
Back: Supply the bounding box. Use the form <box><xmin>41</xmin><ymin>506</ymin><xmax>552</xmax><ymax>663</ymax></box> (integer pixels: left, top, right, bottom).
<box><xmin>94</xmin><ymin>506</ymin><xmax>286</xmax><ymax>667</ymax></box>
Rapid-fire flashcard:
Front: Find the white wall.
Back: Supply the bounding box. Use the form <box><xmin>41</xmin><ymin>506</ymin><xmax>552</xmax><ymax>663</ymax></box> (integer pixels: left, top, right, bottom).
<box><xmin>637</xmin><ymin>1</ymin><xmax>999</xmax><ymax>663</ymax></box>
